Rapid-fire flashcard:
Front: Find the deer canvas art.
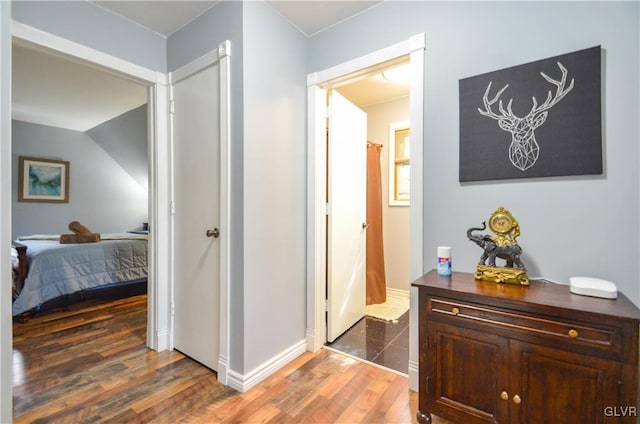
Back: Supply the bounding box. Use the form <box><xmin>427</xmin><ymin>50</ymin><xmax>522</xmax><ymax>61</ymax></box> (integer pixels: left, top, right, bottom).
<box><xmin>459</xmin><ymin>46</ymin><xmax>602</xmax><ymax>182</ymax></box>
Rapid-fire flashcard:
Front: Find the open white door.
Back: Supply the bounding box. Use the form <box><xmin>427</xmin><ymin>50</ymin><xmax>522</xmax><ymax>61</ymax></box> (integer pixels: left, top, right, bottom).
<box><xmin>327</xmin><ymin>90</ymin><xmax>367</xmax><ymax>342</ymax></box>
<box><xmin>171</xmin><ymin>63</ymin><xmax>220</xmax><ymax>370</ymax></box>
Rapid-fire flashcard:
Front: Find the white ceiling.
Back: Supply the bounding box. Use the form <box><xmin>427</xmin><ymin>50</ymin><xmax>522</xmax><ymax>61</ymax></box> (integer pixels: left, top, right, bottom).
<box><xmin>12</xmin><ymin>1</ymin><xmax>401</xmax><ymax>132</ymax></box>
<box><xmin>12</xmin><ymin>39</ymin><xmax>147</xmax><ymax>132</ymax></box>
<box><xmin>92</xmin><ymin>1</ymin><xmax>382</xmax><ymax>38</ymax></box>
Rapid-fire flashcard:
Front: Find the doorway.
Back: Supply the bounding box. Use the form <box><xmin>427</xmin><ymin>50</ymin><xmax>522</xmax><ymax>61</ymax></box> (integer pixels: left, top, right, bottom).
<box><xmin>323</xmin><ymin>61</ymin><xmax>411</xmax><ymax>372</ymax></box>
<box><xmin>306</xmin><ymin>34</ymin><xmax>425</xmax><ymax>390</ymax></box>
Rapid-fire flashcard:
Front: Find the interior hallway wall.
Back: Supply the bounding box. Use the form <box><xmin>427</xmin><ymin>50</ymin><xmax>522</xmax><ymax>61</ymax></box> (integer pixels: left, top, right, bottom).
<box><xmin>308</xmin><ymin>1</ymin><xmax>640</xmax><ymax>308</ymax></box>
<box><xmin>363</xmin><ymin>96</ymin><xmax>411</xmax><ymax>292</ymax></box>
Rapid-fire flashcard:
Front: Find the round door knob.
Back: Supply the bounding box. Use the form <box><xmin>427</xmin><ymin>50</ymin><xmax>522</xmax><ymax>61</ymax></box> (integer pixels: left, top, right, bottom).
<box><xmin>206</xmin><ymin>228</ymin><xmax>220</xmax><ymax>238</ymax></box>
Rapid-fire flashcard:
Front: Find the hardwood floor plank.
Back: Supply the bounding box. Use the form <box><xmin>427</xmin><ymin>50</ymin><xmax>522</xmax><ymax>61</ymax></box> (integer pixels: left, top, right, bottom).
<box><xmin>13</xmin><ymin>294</ymin><xmax>436</xmax><ymax>423</ymax></box>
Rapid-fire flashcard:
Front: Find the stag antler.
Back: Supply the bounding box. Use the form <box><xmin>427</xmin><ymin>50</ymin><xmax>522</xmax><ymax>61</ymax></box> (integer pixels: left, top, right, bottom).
<box><xmin>478</xmin><ymin>61</ymin><xmax>574</xmax><ymax>121</ymax></box>
<box><xmin>528</xmin><ymin>61</ymin><xmax>575</xmax><ymax>115</ymax></box>
<box><xmin>477</xmin><ymin>82</ymin><xmax>522</xmax><ymax>126</ymax></box>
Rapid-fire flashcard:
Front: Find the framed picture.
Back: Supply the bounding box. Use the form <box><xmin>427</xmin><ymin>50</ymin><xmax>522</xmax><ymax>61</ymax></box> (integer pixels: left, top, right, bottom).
<box><xmin>459</xmin><ymin>46</ymin><xmax>602</xmax><ymax>182</ymax></box>
<box><xmin>18</xmin><ymin>156</ymin><xmax>70</xmax><ymax>203</ymax></box>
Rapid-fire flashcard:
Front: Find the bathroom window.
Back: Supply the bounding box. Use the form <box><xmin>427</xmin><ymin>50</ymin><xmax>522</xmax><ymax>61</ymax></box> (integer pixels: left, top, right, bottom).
<box><xmin>389</xmin><ymin>121</ymin><xmax>410</xmax><ymax>206</ymax></box>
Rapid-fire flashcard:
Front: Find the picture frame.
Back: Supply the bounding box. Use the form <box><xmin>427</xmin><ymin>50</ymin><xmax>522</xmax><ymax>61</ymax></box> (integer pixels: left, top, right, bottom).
<box><xmin>18</xmin><ymin>156</ymin><xmax>70</xmax><ymax>203</ymax></box>
<box><xmin>459</xmin><ymin>46</ymin><xmax>602</xmax><ymax>182</ymax></box>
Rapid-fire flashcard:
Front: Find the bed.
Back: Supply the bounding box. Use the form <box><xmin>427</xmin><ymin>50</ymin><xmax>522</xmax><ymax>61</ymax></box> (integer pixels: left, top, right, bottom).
<box><xmin>11</xmin><ymin>233</ymin><xmax>148</xmax><ymax>318</ymax></box>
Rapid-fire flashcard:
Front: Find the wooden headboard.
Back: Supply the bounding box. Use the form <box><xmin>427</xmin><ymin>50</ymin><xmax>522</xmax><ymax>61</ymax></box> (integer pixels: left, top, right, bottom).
<box><xmin>12</xmin><ymin>241</ymin><xmax>27</xmax><ymax>301</ymax></box>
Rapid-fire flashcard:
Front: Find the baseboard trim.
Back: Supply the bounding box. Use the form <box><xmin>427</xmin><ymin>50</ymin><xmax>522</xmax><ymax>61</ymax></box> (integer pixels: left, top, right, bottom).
<box><xmin>408</xmin><ymin>359</ymin><xmax>419</xmax><ymax>392</ymax></box>
<box><xmin>227</xmin><ymin>339</ymin><xmax>307</xmax><ymax>393</ymax></box>
<box><xmin>387</xmin><ymin>287</ymin><xmax>410</xmax><ymax>301</ymax></box>
<box><xmin>155</xmin><ymin>328</ymin><xmax>170</xmax><ymax>352</ymax></box>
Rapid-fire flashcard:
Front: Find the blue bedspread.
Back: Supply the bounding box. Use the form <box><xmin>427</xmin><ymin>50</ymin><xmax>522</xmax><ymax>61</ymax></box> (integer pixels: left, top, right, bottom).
<box><xmin>12</xmin><ymin>235</ymin><xmax>147</xmax><ymax>316</ymax></box>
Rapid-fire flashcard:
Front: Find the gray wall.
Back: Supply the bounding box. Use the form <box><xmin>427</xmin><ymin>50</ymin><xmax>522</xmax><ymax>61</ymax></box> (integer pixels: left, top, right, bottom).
<box><xmin>308</xmin><ymin>1</ymin><xmax>640</xmax><ymax>307</ymax></box>
<box><xmin>11</xmin><ymin>1</ymin><xmax>166</xmax><ymax>72</ymax></box>
<box><xmin>242</xmin><ymin>1</ymin><xmax>307</xmax><ymax>373</ymax></box>
<box><xmin>87</xmin><ymin>104</ymin><xmax>148</xmax><ymax>190</ymax></box>
<box><xmin>167</xmin><ymin>0</ymin><xmax>247</xmax><ymax>372</ymax></box>
<box><xmin>12</xmin><ymin>120</ymin><xmax>148</xmax><ymax>238</ymax></box>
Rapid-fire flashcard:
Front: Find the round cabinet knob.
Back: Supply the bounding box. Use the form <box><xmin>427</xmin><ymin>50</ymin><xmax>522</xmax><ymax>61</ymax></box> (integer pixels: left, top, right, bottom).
<box><xmin>513</xmin><ymin>394</ymin><xmax>521</xmax><ymax>404</ymax></box>
<box><xmin>451</xmin><ymin>307</ymin><xmax>460</xmax><ymax>315</ymax></box>
<box><xmin>568</xmin><ymin>329</ymin><xmax>579</xmax><ymax>338</ymax></box>
<box><xmin>500</xmin><ymin>391</ymin><xmax>509</xmax><ymax>401</ymax></box>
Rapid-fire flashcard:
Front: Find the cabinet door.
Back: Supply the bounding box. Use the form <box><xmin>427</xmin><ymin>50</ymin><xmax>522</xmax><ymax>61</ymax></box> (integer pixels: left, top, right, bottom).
<box><xmin>510</xmin><ymin>340</ymin><xmax>620</xmax><ymax>424</ymax></box>
<box><xmin>427</xmin><ymin>322</ymin><xmax>509</xmax><ymax>424</ymax></box>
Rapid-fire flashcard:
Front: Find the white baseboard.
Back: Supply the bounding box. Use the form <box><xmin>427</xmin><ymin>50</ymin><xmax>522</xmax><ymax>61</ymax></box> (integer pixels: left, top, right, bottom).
<box><xmin>306</xmin><ymin>327</ymin><xmax>323</xmax><ymax>352</ymax></box>
<box><xmin>155</xmin><ymin>328</ymin><xmax>170</xmax><ymax>352</ymax></box>
<box><xmin>408</xmin><ymin>359</ymin><xmax>419</xmax><ymax>392</ymax></box>
<box><xmin>217</xmin><ymin>354</ymin><xmax>229</xmax><ymax>386</ymax></box>
<box><xmin>227</xmin><ymin>339</ymin><xmax>307</xmax><ymax>393</ymax></box>
<box><xmin>386</xmin><ymin>287</ymin><xmax>410</xmax><ymax>301</ymax></box>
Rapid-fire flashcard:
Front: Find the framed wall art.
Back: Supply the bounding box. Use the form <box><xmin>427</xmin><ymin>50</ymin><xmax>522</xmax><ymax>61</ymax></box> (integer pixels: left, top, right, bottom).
<box><xmin>18</xmin><ymin>156</ymin><xmax>70</xmax><ymax>203</ymax></box>
<box><xmin>459</xmin><ymin>46</ymin><xmax>602</xmax><ymax>182</ymax></box>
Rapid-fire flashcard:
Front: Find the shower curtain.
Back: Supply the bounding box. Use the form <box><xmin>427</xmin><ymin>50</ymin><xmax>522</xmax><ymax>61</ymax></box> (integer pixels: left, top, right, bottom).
<box><xmin>366</xmin><ymin>142</ymin><xmax>386</xmax><ymax>305</ymax></box>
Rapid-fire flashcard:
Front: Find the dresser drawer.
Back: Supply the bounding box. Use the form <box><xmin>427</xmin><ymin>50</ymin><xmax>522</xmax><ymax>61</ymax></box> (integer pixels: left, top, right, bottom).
<box><xmin>428</xmin><ymin>297</ymin><xmax>620</xmax><ymax>353</ymax></box>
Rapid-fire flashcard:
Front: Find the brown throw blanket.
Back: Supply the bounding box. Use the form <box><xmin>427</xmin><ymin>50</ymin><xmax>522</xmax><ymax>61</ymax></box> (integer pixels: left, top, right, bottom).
<box><xmin>59</xmin><ymin>221</ymin><xmax>101</xmax><ymax>244</ymax></box>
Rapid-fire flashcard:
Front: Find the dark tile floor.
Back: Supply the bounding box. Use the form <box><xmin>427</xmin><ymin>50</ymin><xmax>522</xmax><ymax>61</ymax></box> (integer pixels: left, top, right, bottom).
<box><xmin>326</xmin><ymin>310</ymin><xmax>409</xmax><ymax>374</ymax></box>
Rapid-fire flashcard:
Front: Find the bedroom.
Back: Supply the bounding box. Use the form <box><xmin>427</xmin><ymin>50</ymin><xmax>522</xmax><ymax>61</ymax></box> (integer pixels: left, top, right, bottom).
<box><xmin>11</xmin><ymin>38</ymin><xmax>150</xmax><ymax>318</ymax></box>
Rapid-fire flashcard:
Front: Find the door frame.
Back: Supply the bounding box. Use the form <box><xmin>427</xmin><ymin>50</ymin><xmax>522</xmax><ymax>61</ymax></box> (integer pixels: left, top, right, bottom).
<box><xmin>9</xmin><ymin>20</ymin><xmax>171</xmax><ymax>350</ymax></box>
<box><xmin>168</xmin><ymin>41</ymin><xmax>231</xmax><ymax>384</ymax></box>
<box><xmin>1</xmin><ymin>20</ymin><xmax>173</xmax><ymax>415</ymax></box>
<box><xmin>306</xmin><ymin>34</ymin><xmax>425</xmax><ymax>390</ymax></box>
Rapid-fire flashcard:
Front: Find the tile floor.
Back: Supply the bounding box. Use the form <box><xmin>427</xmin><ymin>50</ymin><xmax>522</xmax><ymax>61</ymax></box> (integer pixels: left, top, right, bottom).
<box><xmin>326</xmin><ymin>310</ymin><xmax>409</xmax><ymax>374</ymax></box>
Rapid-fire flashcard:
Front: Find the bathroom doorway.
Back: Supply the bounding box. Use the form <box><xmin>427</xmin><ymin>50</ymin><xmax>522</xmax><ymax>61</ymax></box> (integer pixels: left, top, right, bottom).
<box><xmin>306</xmin><ymin>33</ymin><xmax>425</xmax><ymax>390</ymax></box>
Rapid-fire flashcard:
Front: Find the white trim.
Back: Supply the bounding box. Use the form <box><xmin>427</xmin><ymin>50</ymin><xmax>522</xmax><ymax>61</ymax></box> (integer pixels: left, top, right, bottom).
<box><xmin>310</xmin><ymin>35</ymin><xmax>425</xmax><ymax>87</ymax></box>
<box><xmin>305</xmin><ymin>35</ymin><xmax>425</xmax><ymax>392</ymax></box>
<box><xmin>167</xmin><ymin>41</ymin><xmax>232</xmax><ymax>384</ymax></box>
<box><xmin>227</xmin><ymin>340</ymin><xmax>307</xmax><ymax>393</ymax></box>
<box><xmin>0</xmin><ymin>2</ymin><xmax>12</xmax><ymax>419</ymax></box>
<box><xmin>305</xmin><ymin>84</ymin><xmax>328</xmax><ymax>352</ymax></box>
<box><xmin>11</xmin><ymin>21</ymin><xmax>160</xmax><ymax>84</ymax></box>
<box><xmin>147</xmin><ymin>81</ymin><xmax>171</xmax><ymax>352</ymax></box>
<box><xmin>217</xmin><ymin>40</ymin><xmax>232</xmax><ymax>385</ymax></box>
<box><xmin>386</xmin><ymin>287</ymin><xmax>410</xmax><ymax>301</ymax></box>
<box><xmin>3</xmin><ymin>19</ymin><xmax>171</xmax><ymax>414</ymax></box>
<box><xmin>408</xmin><ymin>43</ymin><xmax>425</xmax><ymax>393</ymax></box>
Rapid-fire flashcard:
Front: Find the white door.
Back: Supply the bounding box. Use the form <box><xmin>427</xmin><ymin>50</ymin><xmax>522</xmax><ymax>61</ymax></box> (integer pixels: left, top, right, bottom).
<box><xmin>171</xmin><ymin>63</ymin><xmax>220</xmax><ymax>370</ymax></box>
<box><xmin>327</xmin><ymin>90</ymin><xmax>368</xmax><ymax>342</ymax></box>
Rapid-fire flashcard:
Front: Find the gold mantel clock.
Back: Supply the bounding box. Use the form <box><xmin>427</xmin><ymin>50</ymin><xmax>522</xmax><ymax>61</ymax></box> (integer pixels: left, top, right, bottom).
<box><xmin>467</xmin><ymin>206</ymin><xmax>529</xmax><ymax>285</ymax></box>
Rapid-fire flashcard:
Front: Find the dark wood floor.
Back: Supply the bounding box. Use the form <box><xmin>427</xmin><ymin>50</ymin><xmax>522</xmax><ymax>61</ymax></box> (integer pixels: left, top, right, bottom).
<box><xmin>12</xmin><ymin>294</ymin><xmax>451</xmax><ymax>423</ymax></box>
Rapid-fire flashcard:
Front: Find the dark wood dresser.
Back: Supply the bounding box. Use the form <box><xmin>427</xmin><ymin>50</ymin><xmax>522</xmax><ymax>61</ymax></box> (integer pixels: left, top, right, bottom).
<box><xmin>413</xmin><ymin>270</ymin><xmax>640</xmax><ymax>424</ymax></box>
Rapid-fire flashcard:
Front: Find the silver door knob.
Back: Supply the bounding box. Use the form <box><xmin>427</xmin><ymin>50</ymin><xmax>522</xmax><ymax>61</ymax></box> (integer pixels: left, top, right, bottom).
<box><xmin>206</xmin><ymin>228</ymin><xmax>220</xmax><ymax>238</ymax></box>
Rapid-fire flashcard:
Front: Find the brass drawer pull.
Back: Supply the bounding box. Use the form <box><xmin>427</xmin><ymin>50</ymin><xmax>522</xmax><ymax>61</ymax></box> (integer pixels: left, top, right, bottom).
<box><xmin>500</xmin><ymin>391</ymin><xmax>509</xmax><ymax>401</ymax></box>
<box><xmin>568</xmin><ymin>329</ymin><xmax>579</xmax><ymax>338</ymax></box>
<box><xmin>451</xmin><ymin>307</ymin><xmax>460</xmax><ymax>315</ymax></box>
<box><xmin>513</xmin><ymin>394</ymin><xmax>521</xmax><ymax>404</ymax></box>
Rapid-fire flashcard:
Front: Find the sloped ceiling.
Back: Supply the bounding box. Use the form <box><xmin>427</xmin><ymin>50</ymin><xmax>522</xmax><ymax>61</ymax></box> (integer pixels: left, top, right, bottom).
<box><xmin>12</xmin><ymin>39</ymin><xmax>147</xmax><ymax>132</ymax></box>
